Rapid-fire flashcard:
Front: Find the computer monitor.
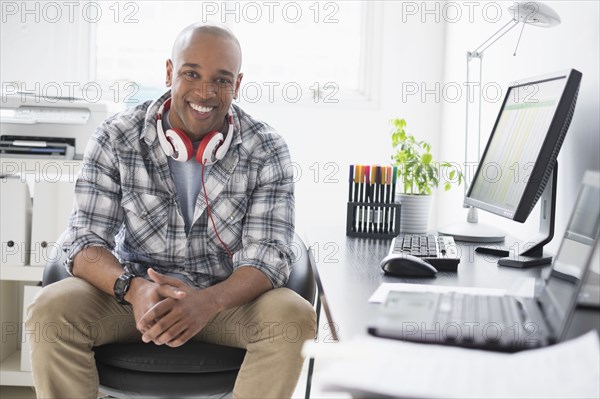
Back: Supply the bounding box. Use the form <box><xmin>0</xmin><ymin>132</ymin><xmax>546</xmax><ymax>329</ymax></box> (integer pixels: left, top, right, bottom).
<box><xmin>445</xmin><ymin>69</ymin><xmax>582</xmax><ymax>265</ymax></box>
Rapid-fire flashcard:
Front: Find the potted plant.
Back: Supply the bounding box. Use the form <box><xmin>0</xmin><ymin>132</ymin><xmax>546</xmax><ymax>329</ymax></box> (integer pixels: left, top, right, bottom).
<box><xmin>390</xmin><ymin>118</ymin><xmax>463</xmax><ymax>233</ymax></box>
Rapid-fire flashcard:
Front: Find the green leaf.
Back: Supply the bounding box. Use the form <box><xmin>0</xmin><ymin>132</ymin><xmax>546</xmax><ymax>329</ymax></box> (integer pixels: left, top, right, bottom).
<box><xmin>390</xmin><ymin>117</ymin><xmax>465</xmax><ymax>194</ymax></box>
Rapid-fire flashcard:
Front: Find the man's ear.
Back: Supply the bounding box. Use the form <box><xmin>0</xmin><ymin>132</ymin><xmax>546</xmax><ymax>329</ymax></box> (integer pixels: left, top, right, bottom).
<box><xmin>233</xmin><ymin>72</ymin><xmax>244</xmax><ymax>99</ymax></box>
<box><xmin>165</xmin><ymin>59</ymin><xmax>173</xmax><ymax>87</ymax></box>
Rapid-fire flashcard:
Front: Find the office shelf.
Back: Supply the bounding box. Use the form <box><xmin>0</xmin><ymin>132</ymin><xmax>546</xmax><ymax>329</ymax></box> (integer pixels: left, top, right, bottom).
<box><xmin>0</xmin><ymin>266</ymin><xmax>44</xmax><ymax>282</ymax></box>
<box><xmin>1</xmin><ymin>156</ymin><xmax>81</xmax><ymax>389</ymax></box>
<box><xmin>0</xmin><ymin>351</ymin><xmax>33</xmax><ymax>387</ymax></box>
<box><xmin>0</xmin><ymin>276</ymin><xmax>40</xmax><ymax>389</ymax></box>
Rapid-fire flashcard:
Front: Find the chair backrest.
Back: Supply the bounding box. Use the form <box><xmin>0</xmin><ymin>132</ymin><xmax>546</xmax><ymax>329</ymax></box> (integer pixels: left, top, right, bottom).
<box><xmin>43</xmin><ymin>232</ymin><xmax>316</xmax><ymax>305</ymax></box>
<box><xmin>287</xmin><ymin>233</ymin><xmax>317</xmax><ymax>304</ymax></box>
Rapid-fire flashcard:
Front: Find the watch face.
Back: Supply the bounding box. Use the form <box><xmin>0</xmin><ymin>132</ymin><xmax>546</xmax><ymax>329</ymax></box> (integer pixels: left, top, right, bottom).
<box><xmin>114</xmin><ymin>273</ymin><xmax>133</xmax><ymax>304</ymax></box>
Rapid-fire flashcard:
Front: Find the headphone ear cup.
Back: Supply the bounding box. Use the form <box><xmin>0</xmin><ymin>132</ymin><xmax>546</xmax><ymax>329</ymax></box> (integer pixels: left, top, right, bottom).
<box><xmin>156</xmin><ymin>119</ymin><xmax>174</xmax><ymax>157</ymax></box>
<box><xmin>165</xmin><ymin>128</ymin><xmax>193</xmax><ymax>162</ymax></box>
<box><xmin>196</xmin><ymin>131</ymin><xmax>224</xmax><ymax>165</ymax></box>
<box><xmin>214</xmin><ymin>115</ymin><xmax>234</xmax><ymax>160</ymax></box>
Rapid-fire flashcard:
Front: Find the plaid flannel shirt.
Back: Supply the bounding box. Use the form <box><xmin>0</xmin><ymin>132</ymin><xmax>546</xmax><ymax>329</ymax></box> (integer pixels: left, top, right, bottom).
<box><xmin>64</xmin><ymin>92</ymin><xmax>295</xmax><ymax>289</ymax></box>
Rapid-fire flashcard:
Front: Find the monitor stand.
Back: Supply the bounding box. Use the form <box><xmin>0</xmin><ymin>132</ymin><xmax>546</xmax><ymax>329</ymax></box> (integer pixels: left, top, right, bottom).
<box><xmin>438</xmin><ymin>208</ymin><xmax>506</xmax><ymax>243</ymax></box>
<box><xmin>497</xmin><ymin>166</ymin><xmax>557</xmax><ymax>268</ymax></box>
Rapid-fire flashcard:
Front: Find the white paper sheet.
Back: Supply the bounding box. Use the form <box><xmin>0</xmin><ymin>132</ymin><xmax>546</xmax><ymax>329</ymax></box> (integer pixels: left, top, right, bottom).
<box><xmin>304</xmin><ymin>331</ymin><xmax>600</xmax><ymax>399</ymax></box>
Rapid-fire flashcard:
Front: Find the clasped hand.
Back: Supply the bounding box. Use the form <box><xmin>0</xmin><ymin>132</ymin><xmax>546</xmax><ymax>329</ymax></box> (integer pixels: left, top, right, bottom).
<box><xmin>131</xmin><ymin>268</ymin><xmax>217</xmax><ymax>347</ymax></box>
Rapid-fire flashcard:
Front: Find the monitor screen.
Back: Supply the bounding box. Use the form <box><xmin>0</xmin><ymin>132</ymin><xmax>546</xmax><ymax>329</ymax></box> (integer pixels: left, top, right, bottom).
<box><xmin>465</xmin><ymin>69</ymin><xmax>582</xmax><ymax>223</ymax></box>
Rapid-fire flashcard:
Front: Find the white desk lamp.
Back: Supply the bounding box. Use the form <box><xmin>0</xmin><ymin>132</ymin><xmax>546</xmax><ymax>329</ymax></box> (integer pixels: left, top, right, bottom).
<box><xmin>438</xmin><ymin>1</ymin><xmax>561</xmax><ymax>242</ymax></box>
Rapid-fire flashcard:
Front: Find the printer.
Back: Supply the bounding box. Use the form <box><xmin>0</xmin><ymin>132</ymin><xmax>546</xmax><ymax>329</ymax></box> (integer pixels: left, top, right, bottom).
<box><xmin>0</xmin><ymin>93</ymin><xmax>112</xmax><ymax>159</ymax></box>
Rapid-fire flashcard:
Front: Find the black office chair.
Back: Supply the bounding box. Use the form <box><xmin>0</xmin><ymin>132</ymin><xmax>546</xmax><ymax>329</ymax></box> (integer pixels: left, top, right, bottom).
<box><xmin>43</xmin><ymin>232</ymin><xmax>318</xmax><ymax>399</ymax></box>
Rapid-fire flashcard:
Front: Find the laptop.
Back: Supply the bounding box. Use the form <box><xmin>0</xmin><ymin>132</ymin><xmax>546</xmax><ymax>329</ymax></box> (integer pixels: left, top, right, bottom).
<box><xmin>368</xmin><ymin>170</ymin><xmax>600</xmax><ymax>352</ymax></box>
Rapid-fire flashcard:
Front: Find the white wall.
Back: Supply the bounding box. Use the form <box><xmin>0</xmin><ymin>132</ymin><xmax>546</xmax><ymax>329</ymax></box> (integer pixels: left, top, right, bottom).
<box><xmin>0</xmin><ymin>15</ymin><xmax>91</xmax><ymax>85</ymax></box>
<box><xmin>237</xmin><ymin>1</ymin><xmax>448</xmax><ymax>234</ymax></box>
<box><xmin>437</xmin><ymin>1</ymin><xmax>600</xmax><ymax>254</ymax></box>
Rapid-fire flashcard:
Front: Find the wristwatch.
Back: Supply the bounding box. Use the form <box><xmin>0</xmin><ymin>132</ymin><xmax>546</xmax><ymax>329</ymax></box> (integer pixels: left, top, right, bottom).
<box><xmin>114</xmin><ymin>272</ymin><xmax>136</xmax><ymax>305</ymax></box>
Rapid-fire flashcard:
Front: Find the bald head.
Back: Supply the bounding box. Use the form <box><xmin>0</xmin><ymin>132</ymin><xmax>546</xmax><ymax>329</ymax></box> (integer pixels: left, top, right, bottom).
<box><xmin>171</xmin><ymin>23</ymin><xmax>242</xmax><ymax>73</ymax></box>
<box><xmin>164</xmin><ymin>23</ymin><xmax>244</xmax><ymax>141</ymax></box>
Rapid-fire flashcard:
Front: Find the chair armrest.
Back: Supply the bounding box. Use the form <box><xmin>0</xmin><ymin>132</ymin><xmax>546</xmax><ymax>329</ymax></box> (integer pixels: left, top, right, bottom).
<box><xmin>42</xmin><ymin>230</ymin><xmax>71</xmax><ymax>287</ymax></box>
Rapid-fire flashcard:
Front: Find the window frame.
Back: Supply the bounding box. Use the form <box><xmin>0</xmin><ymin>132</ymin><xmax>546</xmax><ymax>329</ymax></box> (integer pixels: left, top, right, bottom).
<box><xmin>88</xmin><ymin>1</ymin><xmax>383</xmax><ymax>107</ymax></box>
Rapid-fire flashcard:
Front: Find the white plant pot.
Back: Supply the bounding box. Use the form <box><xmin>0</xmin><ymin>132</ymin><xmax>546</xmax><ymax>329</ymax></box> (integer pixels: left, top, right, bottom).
<box><xmin>395</xmin><ymin>193</ymin><xmax>433</xmax><ymax>234</ymax></box>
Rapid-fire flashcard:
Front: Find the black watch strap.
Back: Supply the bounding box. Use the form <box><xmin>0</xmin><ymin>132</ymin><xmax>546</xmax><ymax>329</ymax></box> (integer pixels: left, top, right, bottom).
<box><xmin>114</xmin><ymin>272</ymin><xmax>135</xmax><ymax>305</ymax></box>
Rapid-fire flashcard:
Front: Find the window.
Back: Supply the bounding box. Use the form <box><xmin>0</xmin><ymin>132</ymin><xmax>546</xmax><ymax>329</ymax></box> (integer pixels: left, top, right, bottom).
<box><xmin>93</xmin><ymin>1</ymin><xmax>380</xmax><ymax>105</ymax></box>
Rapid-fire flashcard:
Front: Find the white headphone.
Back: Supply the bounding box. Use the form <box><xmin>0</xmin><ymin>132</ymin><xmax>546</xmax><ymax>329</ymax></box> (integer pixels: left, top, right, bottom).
<box><xmin>156</xmin><ymin>98</ymin><xmax>234</xmax><ymax>165</ymax></box>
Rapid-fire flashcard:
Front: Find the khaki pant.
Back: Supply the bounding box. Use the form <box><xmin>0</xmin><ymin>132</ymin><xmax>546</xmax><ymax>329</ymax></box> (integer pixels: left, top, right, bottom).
<box><xmin>26</xmin><ymin>277</ymin><xmax>316</xmax><ymax>399</ymax></box>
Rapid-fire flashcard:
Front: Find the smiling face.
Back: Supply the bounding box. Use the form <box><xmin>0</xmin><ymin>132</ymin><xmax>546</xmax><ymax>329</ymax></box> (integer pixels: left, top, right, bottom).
<box><xmin>165</xmin><ymin>29</ymin><xmax>243</xmax><ymax>142</ymax></box>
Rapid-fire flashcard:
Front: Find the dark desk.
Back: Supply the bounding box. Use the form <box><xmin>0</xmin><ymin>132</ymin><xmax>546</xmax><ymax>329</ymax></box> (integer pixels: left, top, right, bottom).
<box><xmin>308</xmin><ymin>228</ymin><xmax>600</xmax><ymax>341</ymax></box>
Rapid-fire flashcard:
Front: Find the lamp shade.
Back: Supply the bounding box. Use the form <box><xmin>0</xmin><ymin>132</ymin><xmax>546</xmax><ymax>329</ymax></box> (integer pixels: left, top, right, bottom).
<box><xmin>508</xmin><ymin>2</ymin><xmax>561</xmax><ymax>27</ymax></box>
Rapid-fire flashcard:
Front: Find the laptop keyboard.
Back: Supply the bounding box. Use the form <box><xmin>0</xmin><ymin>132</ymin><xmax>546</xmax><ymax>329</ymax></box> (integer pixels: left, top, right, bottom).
<box><xmin>433</xmin><ymin>292</ymin><xmax>548</xmax><ymax>349</ymax></box>
<box><xmin>376</xmin><ymin>290</ymin><xmax>545</xmax><ymax>350</ymax></box>
<box><xmin>390</xmin><ymin>234</ymin><xmax>460</xmax><ymax>271</ymax></box>
<box><xmin>433</xmin><ymin>292</ymin><xmax>520</xmax><ymax>330</ymax></box>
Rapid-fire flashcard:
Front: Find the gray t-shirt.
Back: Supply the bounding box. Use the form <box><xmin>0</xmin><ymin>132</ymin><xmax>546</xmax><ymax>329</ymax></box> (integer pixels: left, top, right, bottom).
<box><xmin>163</xmin><ymin>110</ymin><xmax>211</xmax><ymax>233</ymax></box>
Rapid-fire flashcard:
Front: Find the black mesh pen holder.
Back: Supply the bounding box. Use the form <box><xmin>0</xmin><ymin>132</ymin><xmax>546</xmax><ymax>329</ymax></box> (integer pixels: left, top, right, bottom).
<box><xmin>346</xmin><ymin>202</ymin><xmax>401</xmax><ymax>239</ymax></box>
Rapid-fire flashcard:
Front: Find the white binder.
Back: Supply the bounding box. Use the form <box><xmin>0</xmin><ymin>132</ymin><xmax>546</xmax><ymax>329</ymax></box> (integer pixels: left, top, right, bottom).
<box><xmin>0</xmin><ymin>176</ymin><xmax>32</xmax><ymax>265</ymax></box>
<box><xmin>29</xmin><ymin>180</ymin><xmax>76</xmax><ymax>266</ymax></box>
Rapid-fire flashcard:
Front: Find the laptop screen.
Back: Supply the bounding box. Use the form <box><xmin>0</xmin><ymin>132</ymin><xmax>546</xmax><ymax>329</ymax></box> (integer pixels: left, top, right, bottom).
<box><xmin>539</xmin><ymin>171</ymin><xmax>600</xmax><ymax>339</ymax></box>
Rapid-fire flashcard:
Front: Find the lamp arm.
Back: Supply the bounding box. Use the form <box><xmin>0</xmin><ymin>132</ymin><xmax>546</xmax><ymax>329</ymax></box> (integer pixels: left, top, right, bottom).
<box><xmin>513</xmin><ymin>21</ymin><xmax>528</xmax><ymax>56</ymax></box>
<box><xmin>470</xmin><ymin>19</ymin><xmax>520</xmax><ymax>58</ymax></box>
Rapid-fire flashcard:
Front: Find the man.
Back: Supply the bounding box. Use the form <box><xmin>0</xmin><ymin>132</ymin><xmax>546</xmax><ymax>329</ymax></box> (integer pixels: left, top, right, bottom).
<box><xmin>27</xmin><ymin>23</ymin><xmax>316</xmax><ymax>398</ymax></box>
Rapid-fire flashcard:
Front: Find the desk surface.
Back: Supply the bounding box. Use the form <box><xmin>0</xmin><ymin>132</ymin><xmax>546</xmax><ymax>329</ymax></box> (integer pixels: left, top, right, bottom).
<box><xmin>307</xmin><ymin>228</ymin><xmax>600</xmax><ymax>341</ymax></box>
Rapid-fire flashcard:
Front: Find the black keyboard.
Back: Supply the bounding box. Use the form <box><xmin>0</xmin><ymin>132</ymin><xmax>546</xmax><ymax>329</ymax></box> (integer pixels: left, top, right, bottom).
<box><xmin>389</xmin><ymin>234</ymin><xmax>460</xmax><ymax>271</ymax></box>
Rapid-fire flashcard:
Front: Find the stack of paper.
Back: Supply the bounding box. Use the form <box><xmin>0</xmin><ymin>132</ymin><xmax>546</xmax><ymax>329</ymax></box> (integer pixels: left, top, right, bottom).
<box><xmin>304</xmin><ymin>331</ymin><xmax>600</xmax><ymax>398</ymax></box>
